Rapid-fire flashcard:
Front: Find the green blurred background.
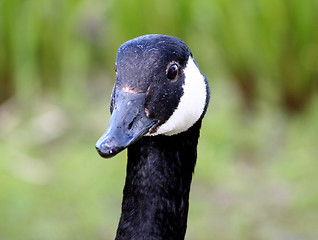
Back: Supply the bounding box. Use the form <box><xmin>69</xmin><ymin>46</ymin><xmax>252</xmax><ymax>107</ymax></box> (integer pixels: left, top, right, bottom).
<box><xmin>1</xmin><ymin>0</ymin><xmax>317</xmax><ymax>239</ymax></box>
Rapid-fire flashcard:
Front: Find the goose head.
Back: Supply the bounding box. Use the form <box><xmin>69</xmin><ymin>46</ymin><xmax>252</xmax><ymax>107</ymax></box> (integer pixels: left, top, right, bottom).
<box><xmin>96</xmin><ymin>34</ymin><xmax>209</xmax><ymax>158</ymax></box>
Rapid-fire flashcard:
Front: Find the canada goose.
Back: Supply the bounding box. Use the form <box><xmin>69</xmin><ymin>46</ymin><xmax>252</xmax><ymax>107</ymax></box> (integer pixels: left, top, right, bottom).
<box><xmin>96</xmin><ymin>34</ymin><xmax>210</xmax><ymax>240</ymax></box>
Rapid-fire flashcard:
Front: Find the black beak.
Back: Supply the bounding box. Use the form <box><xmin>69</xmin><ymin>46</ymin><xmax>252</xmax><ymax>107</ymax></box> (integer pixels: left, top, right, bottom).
<box><xmin>95</xmin><ymin>88</ymin><xmax>157</xmax><ymax>158</ymax></box>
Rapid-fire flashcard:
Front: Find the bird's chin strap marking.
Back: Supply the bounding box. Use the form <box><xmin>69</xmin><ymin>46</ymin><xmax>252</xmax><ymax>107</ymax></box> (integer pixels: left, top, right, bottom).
<box><xmin>148</xmin><ymin>56</ymin><xmax>207</xmax><ymax>136</ymax></box>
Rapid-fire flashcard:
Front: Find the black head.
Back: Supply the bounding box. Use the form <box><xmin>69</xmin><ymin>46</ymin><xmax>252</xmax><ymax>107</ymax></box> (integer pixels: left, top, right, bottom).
<box><xmin>96</xmin><ymin>34</ymin><xmax>209</xmax><ymax>158</ymax></box>
<box><xmin>114</xmin><ymin>35</ymin><xmax>192</xmax><ymax>124</ymax></box>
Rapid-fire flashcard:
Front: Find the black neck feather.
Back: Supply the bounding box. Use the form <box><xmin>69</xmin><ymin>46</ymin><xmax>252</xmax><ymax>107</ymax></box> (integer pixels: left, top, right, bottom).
<box><xmin>115</xmin><ymin>120</ymin><xmax>202</xmax><ymax>240</ymax></box>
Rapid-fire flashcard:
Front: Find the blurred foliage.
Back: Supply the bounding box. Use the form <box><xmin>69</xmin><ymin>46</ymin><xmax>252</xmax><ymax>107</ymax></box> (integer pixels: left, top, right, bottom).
<box><xmin>212</xmin><ymin>0</ymin><xmax>318</xmax><ymax>112</ymax></box>
<box><xmin>1</xmin><ymin>0</ymin><xmax>318</xmax><ymax>239</ymax></box>
<box><xmin>1</xmin><ymin>0</ymin><xmax>317</xmax><ymax>111</ymax></box>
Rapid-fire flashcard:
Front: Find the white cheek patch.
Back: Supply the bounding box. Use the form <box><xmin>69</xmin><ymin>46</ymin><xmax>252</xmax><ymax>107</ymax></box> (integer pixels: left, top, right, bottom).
<box><xmin>151</xmin><ymin>56</ymin><xmax>207</xmax><ymax>136</ymax></box>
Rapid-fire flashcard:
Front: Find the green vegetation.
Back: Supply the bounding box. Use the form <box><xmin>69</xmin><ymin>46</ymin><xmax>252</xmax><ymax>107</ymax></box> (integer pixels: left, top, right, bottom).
<box><xmin>0</xmin><ymin>0</ymin><xmax>317</xmax><ymax>239</ymax></box>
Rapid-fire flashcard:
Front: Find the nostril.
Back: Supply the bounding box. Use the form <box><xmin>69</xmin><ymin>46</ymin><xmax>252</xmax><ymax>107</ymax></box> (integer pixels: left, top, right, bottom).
<box><xmin>128</xmin><ymin>116</ymin><xmax>137</xmax><ymax>130</ymax></box>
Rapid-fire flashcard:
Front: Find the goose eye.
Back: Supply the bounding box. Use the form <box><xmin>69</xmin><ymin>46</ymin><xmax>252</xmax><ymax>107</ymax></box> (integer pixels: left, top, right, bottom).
<box><xmin>167</xmin><ymin>64</ymin><xmax>179</xmax><ymax>80</ymax></box>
